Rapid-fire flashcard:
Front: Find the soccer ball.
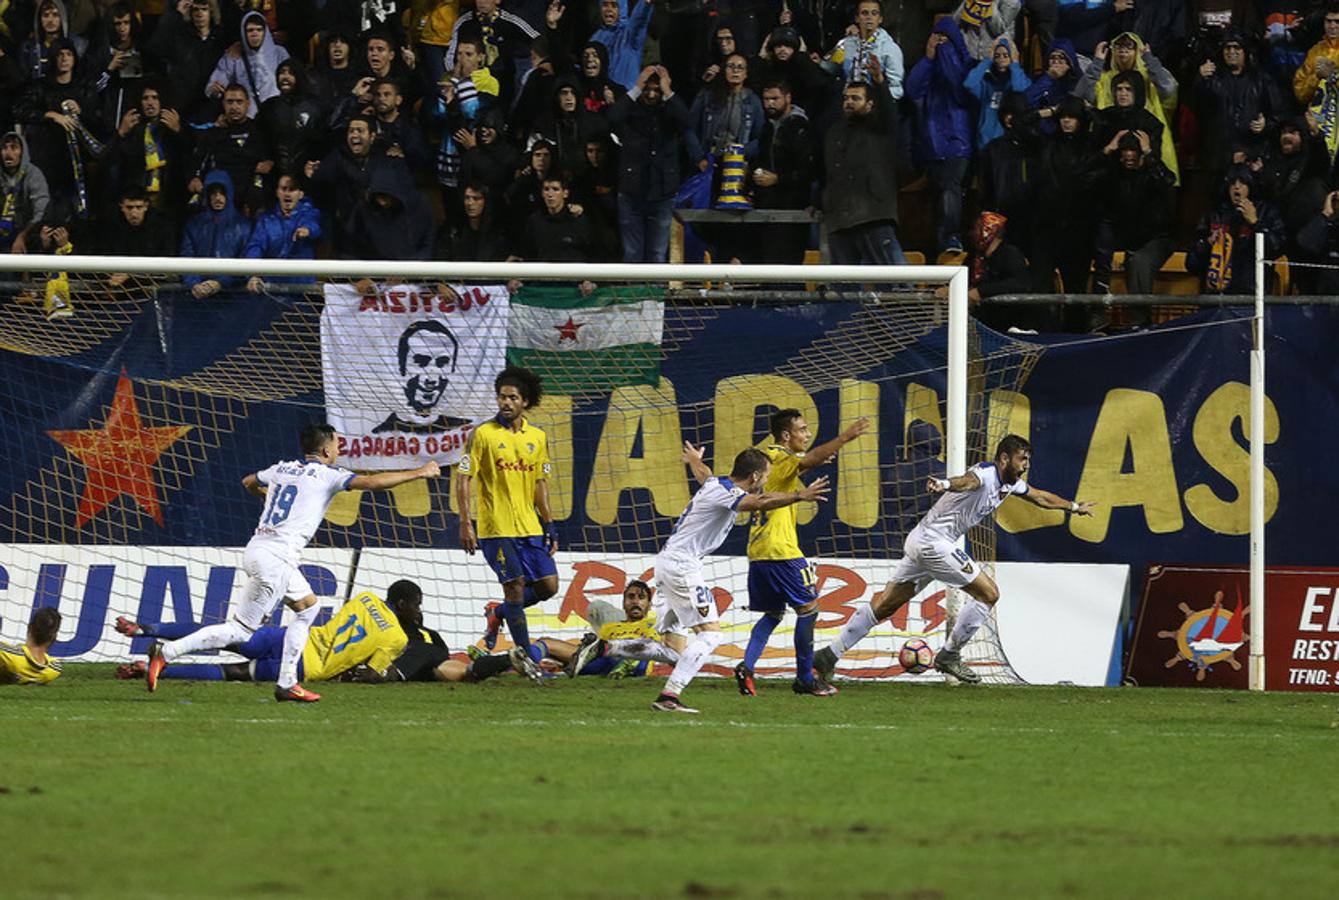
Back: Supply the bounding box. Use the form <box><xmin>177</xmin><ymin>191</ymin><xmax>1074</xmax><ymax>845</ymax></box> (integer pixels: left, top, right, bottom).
<box><xmin>899</xmin><ymin>639</ymin><xmax>934</xmax><ymax>674</ymax></box>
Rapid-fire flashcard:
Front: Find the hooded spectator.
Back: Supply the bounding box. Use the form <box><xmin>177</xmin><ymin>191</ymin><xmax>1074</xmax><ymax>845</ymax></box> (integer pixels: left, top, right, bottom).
<box><xmin>1296</xmin><ymin>183</ymin><xmax>1339</xmax><ymax>292</ymax></box>
<box><xmin>754</xmin><ymin>25</ymin><xmax>836</xmax><ymax>126</ymax></box>
<box><xmin>0</xmin><ymin>131</ymin><xmax>51</xmax><ymax>253</ymax></box>
<box><xmin>1193</xmin><ymin>29</ymin><xmax>1282</xmax><ymax>176</ymax></box>
<box><xmin>310</xmin><ymin>29</ymin><xmax>361</xmax><ymax>106</ymax></box>
<box><xmin>576</xmin><ymin>41</ymin><xmax>621</xmax><ymax>115</ymax></box>
<box><xmin>20</xmin><ymin>0</ymin><xmax>89</xmax><ymax>83</ymax></box>
<box><xmin>1187</xmin><ymin>168</ymin><xmax>1284</xmax><ymax>295</ymax></box>
<box><xmin>906</xmin><ymin>15</ymin><xmax>975</xmax><ymax>252</ymax></box>
<box><xmin>342</xmin><ymin>165</ymin><xmax>435</xmax><ymax>260</ymax></box>
<box><xmin>967</xmin><ymin>210</ymin><xmax>1031</xmax><ymax>330</ymax></box>
<box><xmin>460</xmin><ymin>106</ymin><xmax>522</xmax><ymax>197</ymax></box>
<box><xmin>1093</xmin><ymin>70</ymin><xmax>1165</xmax><ymax>166</ymax></box>
<box><xmin>1031</xmin><ymin>95</ymin><xmax>1104</xmax><ymax>297</ymax></box>
<box><xmin>14</xmin><ymin>38</ymin><xmax>104</xmax><ymax>218</ymax></box>
<box><xmin>533</xmin><ymin>74</ymin><xmax>607</xmax><ymax>173</ymax></box>
<box><xmin>1258</xmin><ymin>117</ymin><xmax>1330</xmax><ymax>251</ymax></box>
<box><xmin>1093</xmin><ymin>130</ymin><xmax>1176</xmax><ymax>298</ymax></box>
<box><xmin>206</xmin><ymin>11</ymin><xmax>290</xmax><ymax>118</ymax></box>
<box><xmin>979</xmin><ymin>92</ymin><xmax>1037</xmax><ymax>257</ymax></box>
<box><xmin>1079</xmin><ymin>31</ymin><xmax>1180</xmax><ymax>182</ymax></box>
<box><xmin>505</xmin><ymin>137</ymin><xmax>558</xmax><ymax>234</ymax></box>
<box><xmin>955</xmin><ymin>0</ymin><xmax>1023</xmax><ymax>61</ymax></box>
<box><xmin>1024</xmin><ymin>39</ymin><xmax>1081</xmax><ymax>134</ymax></box>
<box><xmin>964</xmin><ymin>36</ymin><xmax>1031</xmax><ymax>151</ymax></box>
<box><xmin>180</xmin><ymin>170</ymin><xmax>252</xmax><ymax>297</ymax></box>
<box><xmin>258</xmin><ymin>60</ymin><xmax>329</xmax><ymax>176</ymax></box>
<box><xmin>437</xmin><ymin>181</ymin><xmax>511</xmax><ymax>260</ymax></box>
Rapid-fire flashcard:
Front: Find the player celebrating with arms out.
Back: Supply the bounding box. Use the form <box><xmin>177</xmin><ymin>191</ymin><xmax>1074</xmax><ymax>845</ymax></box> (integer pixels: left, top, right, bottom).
<box><xmin>145</xmin><ymin>423</ymin><xmax>440</xmax><ymax>701</ymax></box>
<box><xmin>650</xmin><ymin>443</ymin><xmax>831</xmax><ymax>713</ymax></box>
<box><xmin>457</xmin><ymin>366</ymin><xmax>558</xmax><ymax>663</ymax></box>
<box><xmin>738</xmin><ymin>409</ymin><xmax>869</xmax><ymax>697</ymax></box>
<box><xmin>815</xmin><ymin>435</ymin><xmax>1094</xmax><ymax>685</ymax></box>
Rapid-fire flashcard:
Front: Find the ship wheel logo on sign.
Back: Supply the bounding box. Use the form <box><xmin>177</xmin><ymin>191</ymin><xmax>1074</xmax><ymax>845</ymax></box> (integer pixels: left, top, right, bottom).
<box><xmin>1157</xmin><ymin>587</ymin><xmax>1250</xmax><ymax>681</ymax></box>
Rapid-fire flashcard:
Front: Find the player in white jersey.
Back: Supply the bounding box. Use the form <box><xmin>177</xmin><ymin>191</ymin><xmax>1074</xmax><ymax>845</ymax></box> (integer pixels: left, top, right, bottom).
<box><xmin>647</xmin><ymin>443</ymin><xmax>830</xmax><ymax>713</ymax></box>
<box><xmin>814</xmin><ymin>434</ymin><xmax>1094</xmax><ymax>684</ymax></box>
<box><xmin>145</xmin><ymin>423</ymin><xmax>440</xmax><ymax>701</ymax></box>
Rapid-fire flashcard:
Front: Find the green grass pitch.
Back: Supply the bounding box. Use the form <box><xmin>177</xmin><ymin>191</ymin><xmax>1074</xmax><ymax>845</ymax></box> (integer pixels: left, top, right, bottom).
<box><xmin>3</xmin><ymin>666</ymin><xmax>1337</xmax><ymax>899</ymax></box>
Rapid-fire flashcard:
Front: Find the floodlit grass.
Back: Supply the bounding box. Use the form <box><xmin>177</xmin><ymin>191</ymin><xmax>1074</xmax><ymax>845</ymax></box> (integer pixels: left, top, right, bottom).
<box><xmin>2</xmin><ymin>666</ymin><xmax>1337</xmax><ymax>899</ymax></box>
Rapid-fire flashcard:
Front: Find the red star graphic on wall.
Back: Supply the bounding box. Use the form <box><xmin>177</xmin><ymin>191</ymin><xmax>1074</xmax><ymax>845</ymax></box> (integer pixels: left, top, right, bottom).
<box><xmin>46</xmin><ymin>372</ymin><xmax>193</xmax><ymax>528</ymax></box>
<box><xmin>553</xmin><ymin>315</ymin><xmax>586</xmax><ymax>343</ymax></box>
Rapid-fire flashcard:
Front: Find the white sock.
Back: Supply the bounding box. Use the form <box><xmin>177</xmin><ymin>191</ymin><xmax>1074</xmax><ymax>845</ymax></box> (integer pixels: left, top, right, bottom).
<box><xmin>606</xmin><ymin>638</ymin><xmax>681</xmax><ymax>664</ymax></box>
<box><xmin>161</xmin><ymin>620</ymin><xmax>252</xmax><ymax>663</ymax></box>
<box><xmin>277</xmin><ymin>605</ymin><xmax>319</xmax><ymax>689</ymax></box>
<box><xmin>945</xmin><ymin>599</ymin><xmax>992</xmax><ymax>653</ymax></box>
<box><xmin>664</xmin><ymin>631</ymin><xmax>725</xmax><ymax>696</ymax></box>
<box><xmin>828</xmin><ymin>604</ymin><xmax>879</xmax><ymax>660</ymax></box>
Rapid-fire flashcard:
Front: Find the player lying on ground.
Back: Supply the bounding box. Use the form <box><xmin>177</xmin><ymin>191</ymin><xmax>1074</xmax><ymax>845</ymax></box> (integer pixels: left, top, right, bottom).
<box><xmin>519</xmin><ymin>579</ymin><xmax>660</xmax><ymax>679</ymax></box>
<box><xmin>456</xmin><ymin>366</ymin><xmax>559</xmax><ymax>659</ymax></box>
<box><xmin>117</xmin><ymin>582</ymin><xmax>542</xmax><ymax>685</ymax></box>
<box><xmin>738</xmin><ymin>408</ymin><xmax>870</xmax><ymax>697</ymax></box>
<box><xmin>814</xmin><ymin>434</ymin><xmax>1094</xmax><ymax>685</ymax></box>
<box><xmin>639</xmin><ymin>443</ymin><xmax>830</xmax><ymax>713</ymax></box>
<box><xmin>144</xmin><ymin>423</ymin><xmax>439</xmax><ymax>702</ymax></box>
<box><xmin>0</xmin><ymin>607</ymin><xmax>63</xmax><ymax>685</ymax></box>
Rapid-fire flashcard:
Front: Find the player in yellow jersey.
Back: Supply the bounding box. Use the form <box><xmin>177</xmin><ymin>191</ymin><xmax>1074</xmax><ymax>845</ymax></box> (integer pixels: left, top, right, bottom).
<box><xmin>0</xmin><ymin>608</ymin><xmax>64</xmax><ymax>685</ymax></box>
<box><xmin>456</xmin><ymin>366</ymin><xmax>559</xmax><ymax>665</ymax></box>
<box><xmin>114</xmin><ymin>591</ymin><xmax>409</xmax><ymax>685</ymax></box>
<box><xmin>736</xmin><ymin>409</ymin><xmax>869</xmax><ymax>696</ymax></box>
<box><xmin>512</xmin><ymin>580</ymin><xmax>664</xmax><ymax>678</ymax></box>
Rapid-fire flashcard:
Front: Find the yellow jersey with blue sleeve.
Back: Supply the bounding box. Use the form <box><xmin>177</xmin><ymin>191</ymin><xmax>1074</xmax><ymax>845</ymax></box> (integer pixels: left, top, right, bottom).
<box><xmin>459</xmin><ymin>415</ymin><xmax>550</xmax><ymax>538</ymax></box>
<box><xmin>596</xmin><ymin>611</ymin><xmax>661</xmax><ymax>642</ymax></box>
<box><xmin>302</xmin><ymin>592</ymin><xmax>408</xmax><ymax>682</ymax></box>
<box><xmin>747</xmin><ymin>445</ymin><xmax>805</xmax><ymax>561</ymax></box>
<box><xmin>0</xmin><ymin>641</ymin><xmax>63</xmax><ymax>685</ymax></box>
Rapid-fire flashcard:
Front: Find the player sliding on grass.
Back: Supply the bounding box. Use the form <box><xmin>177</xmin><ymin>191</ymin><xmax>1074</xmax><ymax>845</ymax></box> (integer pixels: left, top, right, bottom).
<box><xmin>457</xmin><ymin>367</ymin><xmax>559</xmax><ymax>662</ymax></box>
<box><xmin>119</xmin><ymin>580</ymin><xmax>543</xmax><ymax>686</ymax></box>
<box><xmin>737</xmin><ymin>409</ymin><xmax>869</xmax><ymax>697</ymax></box>
<box><xmin>645</xmin><ymin>443</ymin><xmax>830</xmax><ymax>713</ymax></box>
<box><xmin>815</xmin><ymin>434</ymin><xmax>1093</xmax><ymax>685</ymax></box>
<box><xmin>555</xmin><ymin>579</ymin><xmax>664</xmax><ymax>678</ymax></box>
<box><xmin>144</xmin><ymin>423</ymin><xmax>440</xmax><ymax>701</ymax></box>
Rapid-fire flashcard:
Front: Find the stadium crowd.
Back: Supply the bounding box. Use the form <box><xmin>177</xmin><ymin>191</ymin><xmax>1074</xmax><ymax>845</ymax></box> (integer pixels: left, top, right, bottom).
<box><xmin>2</xmin><ymin>0</ymin><xmax>1338</xmax><ymax>321</ymax></box>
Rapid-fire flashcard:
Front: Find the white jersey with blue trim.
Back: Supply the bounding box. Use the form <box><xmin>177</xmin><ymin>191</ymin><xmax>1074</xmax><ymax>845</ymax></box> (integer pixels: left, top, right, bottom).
<box><xmin>658</xmin><ymin>477</ymin><xmax>748</xmax><ymax>568</ymax></box>
<box><xmin>249</xmin><ymin>459</ymin><xmax>356</xmax><ymax>558</ymax></box>
<box><xmin>913</xmin><ymin>462</ymin><xmax>1029</xmax><ymax>544</ymax></box>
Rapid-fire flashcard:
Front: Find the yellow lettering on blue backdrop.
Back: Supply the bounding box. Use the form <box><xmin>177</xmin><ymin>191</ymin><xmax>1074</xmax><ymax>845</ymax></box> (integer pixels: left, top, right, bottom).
<box><xmin>903</xmin><ymin>383</ymin><xmax>944</xmax><ymax>461</ymax></box>
<box><xmin>1184</xmin><ymin>382</ymin><xmax>1279</xmax><ymax>535</ymax></box>
<box><xmin>586</xmin><ymin>378</ymin><xmax>688</xmax><ymax>525</ymax></box>
<box><xmin>1071</xmin><ymin>388</ymin><xmax>1183</xmax><ymax>543</ymax></box>
<box><xmin>714</xmin><ymin>375</ymin><xmax>818</xmax><ymax>524</ymax></box>
<box><xmin>838</xmin><ymin>379</ymin><xmax>880</xmax><ymax>528</ymax></box>
<box><xmin>991</xmin><ymin>391</ymin><xmax>1066</xmax><ymax>533</ymax></box>
<box><xmin>527</xmin><ymin>395</ymin><xmax>573</xmax><ymax>519</ymax></box>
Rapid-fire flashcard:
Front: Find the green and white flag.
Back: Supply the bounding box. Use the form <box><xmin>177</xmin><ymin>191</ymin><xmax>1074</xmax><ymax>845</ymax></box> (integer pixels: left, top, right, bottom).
<box><xmin>507</xmin><ymin>284</ymin><xmax>664</xmax><ymax>393</ymax></box>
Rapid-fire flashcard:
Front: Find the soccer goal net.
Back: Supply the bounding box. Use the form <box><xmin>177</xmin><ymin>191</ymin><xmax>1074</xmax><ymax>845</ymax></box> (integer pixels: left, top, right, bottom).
<box><xmin>0</xmin><ymin>256</ymin><xmax>1042</xmax><ymax>683</ymax></box>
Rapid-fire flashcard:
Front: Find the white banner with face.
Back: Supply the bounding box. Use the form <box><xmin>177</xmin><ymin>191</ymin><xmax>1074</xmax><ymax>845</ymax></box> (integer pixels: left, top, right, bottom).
<box><xmin>320</xmin><ymin>283</ymin><xmax>510</xmax><ymax>470</ymax></box>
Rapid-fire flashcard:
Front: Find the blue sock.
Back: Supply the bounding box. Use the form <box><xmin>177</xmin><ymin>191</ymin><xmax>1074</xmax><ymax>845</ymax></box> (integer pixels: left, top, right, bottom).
<box><xmin>162</xmin><ymin>664</ymin><xmax>225</xmax><ymax>681</ymax></box>
<box><xmin>528</xmin><ymin>639</ymin><xmax>547</xmax><ymax>664</ymax></box>
<box><xmin>149</xmin><ymin>621</ymin><xmax>202</xmax><ymax>640</ymax></box>
<box><xmin>794</xmin><ymin>612</ymin><xmax>817</xmax><ymax>684</ymax></box>
<box><xmin>744</xmin><ymin>615</ymin><xmax>780</xmax><ymax>669</ymax></box>
<box><xmin>521</xmin><ymin>585</ymin><xmax>544</xmax><ymax>608</ymax></box>
<box><xmin>501</xmin><ymin>601</ymin><xmax>530</xmax><ymax>650</ymax></box>
<box><xmin>579</xmin><ymin>655</ymin><xmax>618</xmax><ymax>676</ymax></box>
